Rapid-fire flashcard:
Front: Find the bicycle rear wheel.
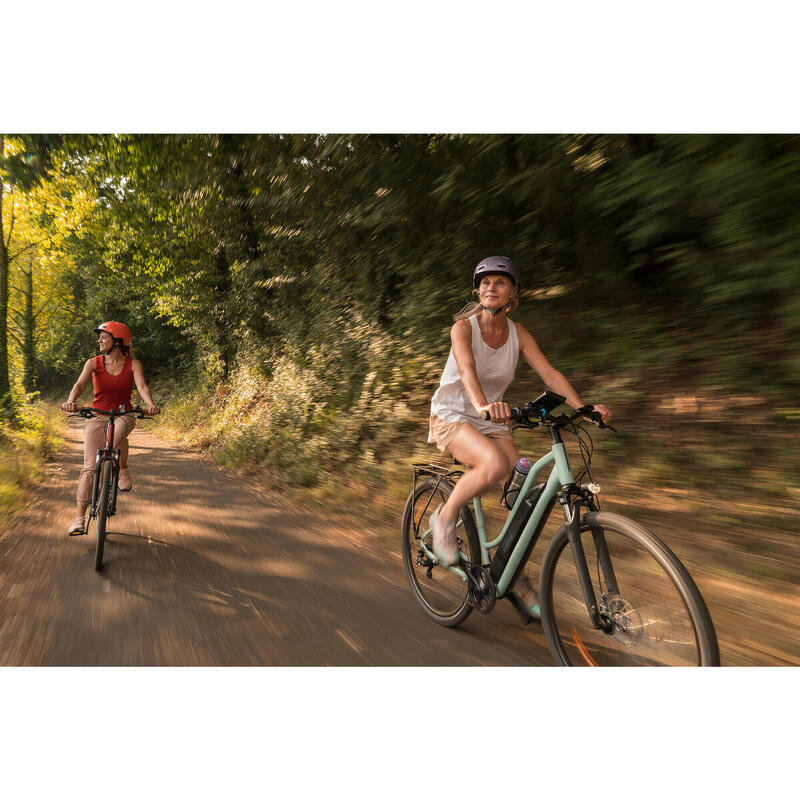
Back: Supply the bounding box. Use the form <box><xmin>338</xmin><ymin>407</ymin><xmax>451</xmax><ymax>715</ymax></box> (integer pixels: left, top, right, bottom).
<box><xmin>401</xmin><ymin>477</ymin><xmax>481</xmax><ymax>627</ymax></box>
<box><xmin>94</xmin><ymin>461</ymin><xmax>112</xmax><ymax>572</ymax></box>
<box><xmin>540</xmin><ymin>512</ymin><xmax>719</xmax><ymax>666</ymax></box>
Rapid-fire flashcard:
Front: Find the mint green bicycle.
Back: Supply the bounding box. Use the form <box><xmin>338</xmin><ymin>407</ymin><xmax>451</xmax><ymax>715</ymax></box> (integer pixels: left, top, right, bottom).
<box><xmin>402</xmin><ymin>391</ymin><xmax>720</xmax><ymax>666</ymax></box>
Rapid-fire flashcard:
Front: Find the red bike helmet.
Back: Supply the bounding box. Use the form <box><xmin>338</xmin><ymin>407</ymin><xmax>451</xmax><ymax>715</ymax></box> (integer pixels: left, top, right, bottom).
<box><xmin>94</xmin><ymin>321</ymin><xmax>131</xmax><ymax>347</ymax></box>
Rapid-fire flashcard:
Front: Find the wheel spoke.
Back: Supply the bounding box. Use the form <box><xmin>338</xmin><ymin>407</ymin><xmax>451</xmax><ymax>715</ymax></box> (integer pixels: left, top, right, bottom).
<box><xmin>402</xmin><ymin>478</ymin><xmax>479</xmax><ymax>628</ymax></box>
<box><xmin>542</xmin><ymin>515</ymin><xmax>717</xmax><ymax>666</ymax></box>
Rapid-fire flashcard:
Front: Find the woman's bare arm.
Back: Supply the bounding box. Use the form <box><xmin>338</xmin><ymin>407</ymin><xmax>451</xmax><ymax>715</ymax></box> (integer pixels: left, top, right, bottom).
<box><xmin>516</xmin><ymin>322</ymin><xmax>611</xmax><ymax>423</ymax></box>
<box><xmin>132</xmin><ymin>359</ymin><xmax>160</xmax><ymax>415</ymax></box>
<box><xmin>62</xmin><ymin>359</ymin><xmax>96</xmax><ymax>411</ymax></box>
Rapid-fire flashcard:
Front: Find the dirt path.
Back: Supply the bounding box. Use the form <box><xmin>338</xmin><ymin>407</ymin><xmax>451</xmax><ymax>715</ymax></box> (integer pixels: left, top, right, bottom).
<box><xmin>0</xmin><ymin>420</ymin><xmax>553</xmax><ymax>666</ymax></box>
<box><xmin>1</xmin><ymin>419</ymin><xmax>797</xmax><ymax>666</ymax></box>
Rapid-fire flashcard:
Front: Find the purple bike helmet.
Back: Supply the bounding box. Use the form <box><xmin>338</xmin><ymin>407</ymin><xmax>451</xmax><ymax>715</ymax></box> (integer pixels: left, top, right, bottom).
<box><xmin>473</xmin><ymin>256</ymin><xmax>521</xmax><ymax>289</ymax></box>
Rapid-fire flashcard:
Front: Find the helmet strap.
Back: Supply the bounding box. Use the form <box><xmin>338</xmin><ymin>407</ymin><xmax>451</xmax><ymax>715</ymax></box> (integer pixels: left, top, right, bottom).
<box><xmin>478</xmin><ymin>293</ymin><xmax>518</xmax><ymax>317</ymax></box>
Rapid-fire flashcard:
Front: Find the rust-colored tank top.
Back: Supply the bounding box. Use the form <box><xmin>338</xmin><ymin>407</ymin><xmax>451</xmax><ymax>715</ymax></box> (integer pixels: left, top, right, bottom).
<box><xmin>92</xmin><ymin>355</ymin><xmax>134</xmax><ymax>412</ymax></box>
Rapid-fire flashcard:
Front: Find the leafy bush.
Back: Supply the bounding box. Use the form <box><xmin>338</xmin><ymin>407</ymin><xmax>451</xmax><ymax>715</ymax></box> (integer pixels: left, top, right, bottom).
<box><xmin>0</xmin><ymin>402</ymin><xmax>65</xmax><ymax>518</ymax></box>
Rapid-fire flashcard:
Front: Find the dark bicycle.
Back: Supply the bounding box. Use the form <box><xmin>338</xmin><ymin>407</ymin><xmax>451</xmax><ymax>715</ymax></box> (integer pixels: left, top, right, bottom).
<box><xmin>69</xmin><ymin>405</ymin><xmax>153</xmax><ymax>571</ymax></box>
<box><xmin>402</xmin><ymin>390</ymin><xmax>720</xmax><ymax>666</ymax></box>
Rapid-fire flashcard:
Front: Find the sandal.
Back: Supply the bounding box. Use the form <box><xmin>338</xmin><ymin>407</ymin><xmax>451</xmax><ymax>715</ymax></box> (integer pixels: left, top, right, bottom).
<box><xmin>68</xmin><ymin>516</ymin><xmax>87</xmax><ymax>536</ymax></box>
<box><xmin>118</xmin><ymin>467</ymin><xmax>132</xmax><ymax>492</ymax></box>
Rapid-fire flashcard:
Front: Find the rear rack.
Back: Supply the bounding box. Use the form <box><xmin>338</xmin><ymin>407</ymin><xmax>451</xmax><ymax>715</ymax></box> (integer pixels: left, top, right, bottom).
<box><xmin>412</xmin><ymin>462</ymin><xmax>464</xmax><ymax>479</ymax></box>
<box><xmin>410</xmin><ymin>463</ymin><xmax>465</xmax><ymax>538</ymax></box>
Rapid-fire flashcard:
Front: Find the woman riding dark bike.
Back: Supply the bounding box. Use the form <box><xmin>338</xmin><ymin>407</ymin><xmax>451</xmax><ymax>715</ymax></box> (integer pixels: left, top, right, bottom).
<box><xmin>427</xmin><ymin>256</ymin><xmax>611</xmax><ymax>619</ymax></box>
<box><xmin>61</xmin><ymin>321</ymin><xmax>160</xmax><ymax>535</ymax></box>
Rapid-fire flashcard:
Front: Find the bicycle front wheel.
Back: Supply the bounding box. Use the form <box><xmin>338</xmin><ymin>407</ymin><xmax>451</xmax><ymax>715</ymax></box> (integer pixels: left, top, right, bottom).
<box><xmin>540</xmin><ymin>512</ymin><xmax>719</xmax><ymax>666</ymax></box>
<box><xmin>94</xmin><ymin>461</ymin><xmax>112</xmax><ymax>572</ymax></box>
<box><xmin>401</xmin><ymin>476</ymin><xmax>481</xmax><ymax>627</ymax></box>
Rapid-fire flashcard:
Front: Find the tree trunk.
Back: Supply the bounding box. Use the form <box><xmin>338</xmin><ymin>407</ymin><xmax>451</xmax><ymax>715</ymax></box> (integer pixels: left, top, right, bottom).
<box><xmin>0</xmin><ymin>134</ymin><xmax>12</xmax><ymax>401</ymax></box>
<box><xmin>213</xmin><ymin>245</ymin><xmax>231</xmax><ymax>381</ymax></box>
<box><xmin>22</xmin><ymin>254</ymin><xmax>36</xmax><ymax>393</ymax></box>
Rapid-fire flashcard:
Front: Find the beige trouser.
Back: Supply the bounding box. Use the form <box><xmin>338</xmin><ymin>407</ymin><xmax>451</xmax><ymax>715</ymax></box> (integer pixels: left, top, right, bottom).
<box><xmin>77</xmin><ymin>415</ymin><xmax>136</xmax><ymax>504</ymax></box>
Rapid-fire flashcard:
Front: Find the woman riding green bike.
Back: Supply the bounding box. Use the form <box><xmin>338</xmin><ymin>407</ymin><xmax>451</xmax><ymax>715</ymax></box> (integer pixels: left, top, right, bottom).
<box><xmin>61</xmin><ymin>321</ymin><xmax>160</xmax><ymax>536</ymax></box>
<box><xmin>428</xmin><ymin>256</ymin><xmax>611</xmax><ymax>619</ymax></box>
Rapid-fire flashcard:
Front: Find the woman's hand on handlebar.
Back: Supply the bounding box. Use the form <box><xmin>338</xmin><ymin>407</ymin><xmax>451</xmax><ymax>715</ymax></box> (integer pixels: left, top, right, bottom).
<box><xmin>479</xmin><ymin>401</ymin><xmax>511</xmax><ymax>424</ymax></box>
<box><xmin>145</xmin><ymin>404</ymin><xmax>160</xmax><ymax>416</ymax></box>
<box><xmin>589</xmin><ymin>403</ymin><xmax>612</xmax><ymax>425</ymax></box>
<box><xmin>575</xmin><ymin>402</ymin><xmax>613</xmax><ymax>426</ymax></box>
<box><xmin>61</xmin><ymin>401</ymin><xmax>76</xmax><ymax>412</ymax></box>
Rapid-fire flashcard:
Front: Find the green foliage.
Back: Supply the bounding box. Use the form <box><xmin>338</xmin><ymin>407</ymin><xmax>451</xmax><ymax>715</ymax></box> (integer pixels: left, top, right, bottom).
<box><xmin>0</xmin><ymin>401</ymin><xmax>64</xmax><ymax>516</ymax></box>
<box><xmin>1</xmin><ymin>133</ymin><xmax>798</xmax><ymax>495</ymax></box>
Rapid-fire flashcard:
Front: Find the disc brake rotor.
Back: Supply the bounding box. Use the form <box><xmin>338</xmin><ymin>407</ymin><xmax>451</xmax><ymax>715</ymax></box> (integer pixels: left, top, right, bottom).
<box><xmin>602</xmin><ymin>593</ymin><xmax>644</xmax><ymax>647</ymax></box>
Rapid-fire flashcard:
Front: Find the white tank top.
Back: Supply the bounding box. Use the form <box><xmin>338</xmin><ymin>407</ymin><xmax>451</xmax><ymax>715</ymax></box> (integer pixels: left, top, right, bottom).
<box><xmin>428</xmin><ymin>314</ymin><xmax>519</xmax><ymax>441</ymax></box>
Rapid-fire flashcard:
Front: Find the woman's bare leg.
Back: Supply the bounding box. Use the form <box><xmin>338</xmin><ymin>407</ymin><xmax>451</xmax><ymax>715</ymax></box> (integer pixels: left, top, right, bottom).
<box><xmin>438</xmin><ymin>425</ymin><xmax>516</xmax><ymax>526</ymax></box>
<box><xmin>492</xmin><ymin>436</ymin><xmax>520</xmax><ymax>487</ymax></box>
<box><xmin>440</xmin><ymin>427</ymin><xmax>539</xmax><ymax>615</ymax></box>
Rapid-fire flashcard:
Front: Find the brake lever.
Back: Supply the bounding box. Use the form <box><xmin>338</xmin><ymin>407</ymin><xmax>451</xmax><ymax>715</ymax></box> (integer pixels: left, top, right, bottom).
<box><xmin>590</xmin><ymin>418</ymin><xmax>618</xmax><ymax>433</ymax></box>
<box><xmin>569</xmin><ymin>408</ymin><xmax>618</xmax><ymax>433</ymax></box>
<box><xmin>510</xmin><ymin>420</ymin><xmax>540</xmax><ymax>433</ymax></box>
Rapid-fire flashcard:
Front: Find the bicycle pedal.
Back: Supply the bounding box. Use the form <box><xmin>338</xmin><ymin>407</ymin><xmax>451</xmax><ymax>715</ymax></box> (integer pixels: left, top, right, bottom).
<box><xmin>68</xmin><ymin>529</ymin><xmax>88</xmax><ymax>537</ymax></box>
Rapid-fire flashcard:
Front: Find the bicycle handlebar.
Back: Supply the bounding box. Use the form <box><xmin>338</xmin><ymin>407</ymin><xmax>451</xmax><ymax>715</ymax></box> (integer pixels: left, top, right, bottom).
<box><xmin>69</xmin><ymin>405</ymin><xmax>155</xmax><ymax>420</ymax></box>
<box><xmin>482</xmin><ymin>402</ymin><xmax>616</xmax><ymax>432</ymax></box>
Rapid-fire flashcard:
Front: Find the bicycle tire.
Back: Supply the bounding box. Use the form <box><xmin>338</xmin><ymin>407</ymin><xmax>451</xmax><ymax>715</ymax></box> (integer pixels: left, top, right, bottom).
<box><xmin>94</xmin><ymin>461</ymin><xmax>112</xmax><ymax>572</ymax></box>
<box><xmin>401</xmin><ymin>476</ymin><xmax>481</xmax><ymax>627</ymax></box>
<box><xmin>540</xmin><ymin>511</ymin><xmax>719</xmax><ymax>666</ymax></box>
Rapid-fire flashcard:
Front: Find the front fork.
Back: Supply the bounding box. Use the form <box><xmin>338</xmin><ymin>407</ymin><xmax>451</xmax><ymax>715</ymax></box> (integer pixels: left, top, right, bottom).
<box><xmin>562</xmin><ymin>493</ymin><xmax>619</xmax><ymax>634</ymax></box>
<box><xmin>89</xmin><ymin>447</ymin><xmax>120</xmax><ymax>517</ymax></box>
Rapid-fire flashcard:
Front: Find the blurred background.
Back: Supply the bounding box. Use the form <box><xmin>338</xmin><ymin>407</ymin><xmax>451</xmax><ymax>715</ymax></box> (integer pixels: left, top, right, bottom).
<box><xmin>1</xmin><ymin>133</ymin><xmax>798</xmax><ymax>663</ymax></box>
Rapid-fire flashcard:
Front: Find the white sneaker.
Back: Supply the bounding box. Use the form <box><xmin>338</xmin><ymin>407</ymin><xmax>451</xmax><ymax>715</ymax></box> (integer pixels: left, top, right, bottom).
<box><xmin>430</xmin><ymin>505</ymin><xmax>459</xmax><ymax>567</ymax></box>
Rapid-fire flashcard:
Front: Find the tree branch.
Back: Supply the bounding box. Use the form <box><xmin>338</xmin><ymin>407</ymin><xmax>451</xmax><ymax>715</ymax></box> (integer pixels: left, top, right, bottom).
<box><xmin>33</xmin><ymin>290</ymin><xmax>60</xmax><ymax>319</ymax></box>
<box><xmin>7</xmin><ymin>236</ymin><xmax>50</xmax><ymax>263</ymax></box>
<box><xmin>35</xmin><ymin>310</ymin><xmax>56</xmax><ymax>330</ymax></box>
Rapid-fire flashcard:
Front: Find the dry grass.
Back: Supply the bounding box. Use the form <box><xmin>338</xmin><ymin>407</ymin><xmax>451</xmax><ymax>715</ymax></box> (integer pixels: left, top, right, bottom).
<box><xmin>0</xmin><ymin>403</ymin><xmax>66</xmax><ymax>521</ymax></box>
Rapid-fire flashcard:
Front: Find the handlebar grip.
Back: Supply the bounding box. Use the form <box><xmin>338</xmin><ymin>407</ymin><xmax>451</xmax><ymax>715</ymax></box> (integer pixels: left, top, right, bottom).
<box><xmin>482</xmin><ymin>408</ymin><xmax>525</xmax><ymax>422</ymax></box>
